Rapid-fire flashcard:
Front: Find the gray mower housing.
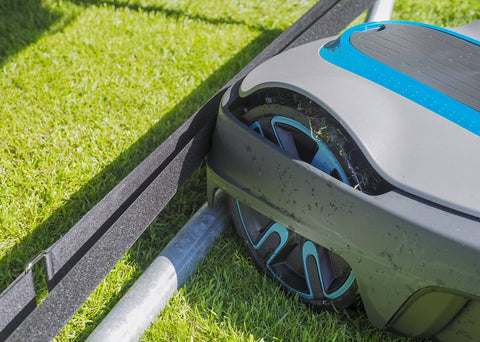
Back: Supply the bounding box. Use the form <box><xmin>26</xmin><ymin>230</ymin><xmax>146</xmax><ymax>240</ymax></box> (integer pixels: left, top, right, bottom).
<box><xmin>207</xmin><ymin>20</ymin><xmax>480</xmax><ymax>340</ymax></box>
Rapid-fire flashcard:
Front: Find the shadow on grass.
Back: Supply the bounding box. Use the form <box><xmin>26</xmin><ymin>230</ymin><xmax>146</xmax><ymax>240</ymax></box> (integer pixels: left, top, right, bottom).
<box><xmin>0</xmin><ymin>0</ymin><xmax>66</xmax><ymax>66</ymax></box>
<box><xmin>0</xmin><ymin>21</ymin><xmax>280</xmax><ymax>293</ymax></box>
<box><xmin>0</xmin><ymin>0</ymin><xmax>271</xmax><ymax>69</ymax></box>
<box><xmin>68</xmin><ymin>0</ymin><xmax>269</xmax><ymax>31</ymax></box>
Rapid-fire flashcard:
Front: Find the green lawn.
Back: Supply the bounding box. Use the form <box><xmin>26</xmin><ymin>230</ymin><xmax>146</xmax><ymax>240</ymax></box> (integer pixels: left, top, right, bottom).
<box><xmin>1</xmin><ymin>0</ymin><xmax>479</xmax><ymax>341</ymax></box>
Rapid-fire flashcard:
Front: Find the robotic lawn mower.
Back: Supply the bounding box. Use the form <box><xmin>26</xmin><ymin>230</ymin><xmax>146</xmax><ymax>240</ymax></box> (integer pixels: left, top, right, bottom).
<box><xmin>207</xmin><ymin>20</ymin><xmax>480</xmax><ymax>340</ymax></box>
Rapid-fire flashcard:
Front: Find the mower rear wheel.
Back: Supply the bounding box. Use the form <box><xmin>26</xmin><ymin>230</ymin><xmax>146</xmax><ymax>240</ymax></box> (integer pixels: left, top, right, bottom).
<box><xmin>230</xmin><ymin>105</ymin><xmax>358</xmax><ymax>310</ymax></box>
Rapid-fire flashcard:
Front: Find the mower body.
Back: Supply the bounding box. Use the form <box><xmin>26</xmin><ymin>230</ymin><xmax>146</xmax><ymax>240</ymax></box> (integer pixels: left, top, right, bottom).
<box><xmin>207</xmin><ymin>21</ymin><xmax>480</xmax><ymax>339</ymax></box>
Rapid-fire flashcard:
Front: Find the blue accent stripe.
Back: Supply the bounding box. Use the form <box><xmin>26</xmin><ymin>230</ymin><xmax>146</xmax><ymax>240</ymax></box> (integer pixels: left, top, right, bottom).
<box><xmin>235</xmin><ymin>199</ymin><xmax>312</xmax><ymax>298</ymax></box>
<box><xmin>235</xmin><ymin>199</ymin><xmax>289</xmax><ymax>251</ymax></box>
<box><xmin>302</xmin><ymin>241</ymin><xmax>355</xmax><ymax>300</ymax></box>
<box><xmin>270</xmin><ymin>116</ymin><xmax>350</xmax><ymax>185</ymax></box>
<box><xmin>320</xmin><ymin>21</ymin><xmax>480</xmax><ymax>136</ymax></box>
<box><xmin>249</xmin><ymin>121</ymin><xmax>265</xmax><ymax>137</ymax></box>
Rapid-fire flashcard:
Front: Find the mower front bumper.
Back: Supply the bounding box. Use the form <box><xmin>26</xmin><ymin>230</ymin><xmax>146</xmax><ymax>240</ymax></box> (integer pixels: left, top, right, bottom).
<box><xmin>207</xmin><ymin>86</ymin><xmax>480</xmax><ymax>339</ymax></box>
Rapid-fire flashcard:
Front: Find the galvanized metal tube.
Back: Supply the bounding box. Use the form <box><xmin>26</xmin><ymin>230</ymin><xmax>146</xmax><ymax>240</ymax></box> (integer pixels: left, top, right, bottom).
<box><xmin>366</xmin><ymin>0</ymin><xmax>395</xmax><ymax>22</ymax></box>
<box><xmin>86</xmin><ymin>192</ymin><xmax>230</xmax><ymax>342</ymax></box>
